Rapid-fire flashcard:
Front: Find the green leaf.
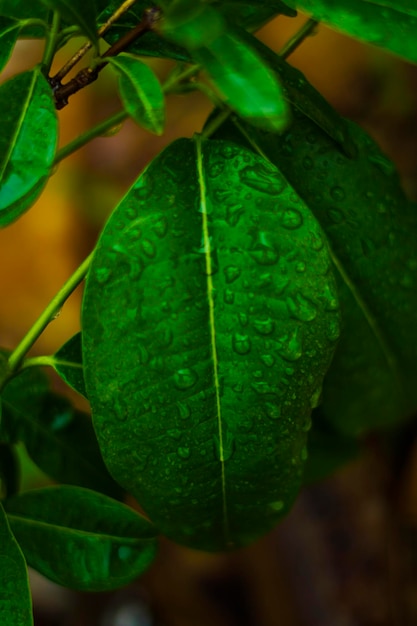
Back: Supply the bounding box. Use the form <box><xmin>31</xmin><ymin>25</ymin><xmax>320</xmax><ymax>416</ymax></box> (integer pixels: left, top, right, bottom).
<box><xmin>0</xmin><ymin>68</ymin><xmax>58</xmax><ymax>227</ymax></box>
<box><xmin>82</xmin><ymin>137</ymin><xmax>341</xmax><ymax>551</ymax></box>
<box><xmin>4</xmin><ymin>486</ymin><xmax>158</xmax><ymax>591</ymax></box>
<box><xmin>40</xmin><ymin>0</ymin><xmax>98</xmax><ymax>44</ymax></box>
<box><xmin>213</xmin><ymin>0</ymin><xmax>296</xmax><ymax>30</ymax></box>
<box><xmin>0</xmin><ymin>502</ymin><xmax>33</xmax><ymax>626</ymax></box>
<box><xmin>52</xmin><ymin>332</ymin><xmax>87</xmax><ymax>398</ymax></box>
<box><xmin>291</xmin><ymin>0</ymin><xmax>417</xmax><ymax>64</ymax></box>
<box><xmin>0</xmin><ymin>17</ymin><xmax>20</xmax><ymax>74</ymax></box>
<box><xmin>0</xmin><ymin>0</ymin><xmax>48</xmax><ymax>37</ymax></box>
<box><xmin>108</xmin><ymin>53</ymin><xmax>165</xmax><ymax>135</ymax></box>
<box><xmin>211</xmin><ymin>108</ymin><xmax>417</xmax><ymax>435</ymax></box>
<box><xmin>1</xmin><ymin>370</ymin><xmax>121</xmax><ymax>498</ymax></box>
<box><xmin>161</xmin><ymin>5</ymin><xmax>289</xmax><ymax>131</ymax></box>
<box><xmin>0</xmin><ymin>444</ymin><xmax>20</xmax><ymax>498</ymax></box>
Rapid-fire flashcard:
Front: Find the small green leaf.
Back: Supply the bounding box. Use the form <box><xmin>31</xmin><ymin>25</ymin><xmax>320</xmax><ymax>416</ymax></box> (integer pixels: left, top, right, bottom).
<box><xmin>108</xmin><ymin>53</ymin><xmax>165</xmax><ymax>135</ymax></box>
<box><xmin>82</xmin><ymin>137</ymin><xmax>340</xmax><ymax>551</ymax></box>
<box><xmin>0</xmin><ymin>17</ymin><xmax>20</xmax><ymax>74</ymax></box>
<box><xmin>40</xmin><ymin>0</ymin><xmax>98</xmax><ymax>44</ymax></box>
<box><xmin>0</xmin><ymin>444</ymin><xmax>20</xmax><ymax>498</ymax></box>
<box><xmin>1</xmin><ymin>370</ymin><xmax>121</xmax><ymax>498</ymax></box>
<box><xmin>0</xmin><ymin>502</ymin><xmax>33</xmax><ymax>625</ymax></box>
<box><xmin>52</xmin><ymin>332</ymin><xmax>87</xmax><ymax>398</ymax></box>
<box><xmin>4</xmin><ymin>486</ymin><xmax>158</xmax><ymax>591</ymax></box>
<box><xmin>0</xmin><ymin>68</ymin><xmax>58</xmax><ymax>227</ymax></box>
<box><xmin>291</xmin><ymin>0</ymin><xmax>417</xmax><ymax>64</ymax></box>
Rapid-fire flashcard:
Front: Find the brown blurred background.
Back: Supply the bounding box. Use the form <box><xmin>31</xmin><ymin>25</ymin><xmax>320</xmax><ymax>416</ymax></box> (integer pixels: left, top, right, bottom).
<box><xmin>3</xmin><ymin>11</ymin><xmax>417</xmax><ymax>626</ymax></box>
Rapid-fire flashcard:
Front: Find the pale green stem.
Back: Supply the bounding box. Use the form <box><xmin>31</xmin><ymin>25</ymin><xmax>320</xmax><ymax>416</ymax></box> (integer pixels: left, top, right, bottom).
<box><xmin>8</xmin><ymin>253</ymin><xmax>94</xmax><ymax>373</ymax></box>
<box><xmin>20</xmin><ymin>356</ymin><xmax>55</xmax><ymax>370</ymax></box>
<box><xmin>41</xmin><ymin>11</ymin><xmax>61</xmax><ymax>75</ymax></box>
<box><xmin>54</xmin><ymin>109</ymin><xmax>128</xmax><ymax>164</ymax></box>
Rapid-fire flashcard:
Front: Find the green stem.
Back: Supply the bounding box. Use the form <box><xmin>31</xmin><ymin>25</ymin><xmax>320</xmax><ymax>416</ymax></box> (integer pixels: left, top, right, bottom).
<box><xmin>20</xmin><ymin>18</ymin><xmax>49</xmax><ymax>32</ymax></box>
<box><xmin>20</xmin><ymin>356</ymin><xmax>55</xmax><ymax>370</ymax></box>
<box><xmin>201</xmin><ymin>108</ymin><xmax>232</xmax><ymax>140</ymax></box>
<box><xmin>41</xmin><ymin>11</ymin><xmax>61</xmax><ymax>75</ymax></box>
<box><xmin>162</xmin><ymin>64</ymin><xmax>200</xmax><ymax>94</ymax></box>
<box><xmin>8</xmin><ymin>253</ymin><xmax>94</xmax><ymax>373</ymax></box>
<box><xmin>54</xmin><ymin>109</ymin><xmax>128</xmax><ymax>164</ymax></box>
<box><xmin>279</xmin><ymin>18</ymin><xmax>319</xmax><ymax>60</ymax></box>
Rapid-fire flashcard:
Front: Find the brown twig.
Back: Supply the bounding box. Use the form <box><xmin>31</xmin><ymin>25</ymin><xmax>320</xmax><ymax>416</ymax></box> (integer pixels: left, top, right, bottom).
<box><xmin>51</xmin><ymin>6</ymin><xmax>161</xmax><ymax>110</ymax></box>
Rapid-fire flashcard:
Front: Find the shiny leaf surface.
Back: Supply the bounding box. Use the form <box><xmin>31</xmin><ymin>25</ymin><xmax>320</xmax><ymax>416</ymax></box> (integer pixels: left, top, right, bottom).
<box><xmin>82</xmin><ymin>137</ymin><xmax>340</xmax><ymax>551</ymax></box>
<box><xmin>4</xmin><ymin>486</ymin><xmax>157</xmax><ymax>591</ymax></box>
<box><xmin>0</xmin><ymin>17</ymin><xmax>20</xmax><ymax>74</ymax></box>
<box><xmin>291</xmin><ymin>0</ymin><xmax>417</xmax><ymax>63</ymax></box>
<box><xmin>212</xmin><ymin>107</ymin><xmax>417</xmax><ymax>435</ymax></box>
<box><xmin>0</xmin><ymin>502</ymin><xmax>32</xmax><ymax>625</ymax></box>
<box><xmin>1</xmin><ymin>370</ymin><xmax>121</xmax><ymax>498</ymax></box>
<box><xmin>40</xmin><ymin>0</ymin><xmax>98</xmax><ymax>43</ymax></box>
<box><xmin>0</xmin><ymin>68</ymin><xmax>58</xmax><ymax>227</ymax></box>
<box><xmin>52</xmin><ymin>332</ymin><xmax>87</xmax><ymax>399</ymax></box>
<box><xmin>108</xmin><ymin>54</ymin><xmax>165</xmax><ymax>135</ymax></box>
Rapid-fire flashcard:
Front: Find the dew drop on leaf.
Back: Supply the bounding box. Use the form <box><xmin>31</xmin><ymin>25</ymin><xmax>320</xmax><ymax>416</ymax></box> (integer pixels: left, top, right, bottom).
<box><xmin>330</xmin><ymin>186</ymin><xmax>346</xmax><ymax>201</ymax></box>
<box><xmin>253</xmin><ymin>318</ymin><xmax>275</xmax><ymax>336</ymax></box>
<box><xmin>276</xmin><ymin>328</ymin><xmax>303</xmax><ymax>362</ymax></box>
<box><xmin>232</xmin><ymin>333</ymin><xmax>252</xmax><ymax>355</ymax></box>
<box><xmin>224</xmin><ymin>265</ymin><xmax>241</xmax><ymax>283</ymax></box>
<box><xmin>173</xmin><ymin>368</ymin><xmax>198</xmax><ymax>390</ymax></box>
<box><xmin>261</xmin><ymin>354</ymin><xmax>275</xmax><ymax>368</ymax></box>
<box><xmin>177</xmin><ymin>446</ymin><xmax>191</xmax><ymax>459</ymax></box>
<box><xmin>286</xmin><ymin>293</ymin><xmax>318</xmax><ymax>322</ymax></box>
<box><xmin>224</xmin><ymin>289</ymin><xmax>235</xmax><ymax>304</ymax></box>
<box><xmin>280</xmin><ymin>209</ymin><xmax>303</xmax><ymax>230</ymax></box>
<box><xmin>264</xmin><ymin>402</ymin><xmax>281</xmax><ymax>420</ymax></box>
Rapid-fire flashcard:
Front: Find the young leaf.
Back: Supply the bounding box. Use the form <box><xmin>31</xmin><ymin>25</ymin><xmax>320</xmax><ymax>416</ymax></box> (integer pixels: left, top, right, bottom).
<box><xmin>0</xmin><ymin>502</ymin><xmax>33</xmax><ymax>626</ymax></box>
<box><xmin>82</xmin><ymin>137</ymin><xmax>341</xmax><ymax>551</ymax></box>
<box><xmin>211</xmin><ymin>109</ymin><xmax>417</xmax><ymax>435</ymax></box>
<box><xmin>40</xmin><ymin>0</ymin><xmax>99</xmax><ymax>44</ymax></box>
<box><xmin>161</xmin><ymin>5</ymin><xmax>289</xmax><ymax>131</ymax></box>
<box><xmin>0</xmin><ymin>17</ymin><xmax>20</xmax><ymax>74</ymax></box>
<box><xmin>1</xmin><ymin>370</ymin><xmax>121</xmax><ymax>498</ymax></box>
<box><xmin>291</xmin><ymin>0</ymin><xmax>417</xmax><ymax>64</ymax></box>
<box><xmin>52</xmin><ymin>332</ymin><xmax>87</xmax><ymax>399</ymax></box>
<box><xmin>108</xmin><ymin>53</ymin><xmax>165</xmax><ymax>135</ymax></box>
<box><xmin>0</xmin><ymin>68</ymin><xmax>58</xmax><ymax>227</ymax></box>
<box><xmin>4</xmin><ymin>486</ymin><xmax>158</xmax><ymax>591</ymax></box>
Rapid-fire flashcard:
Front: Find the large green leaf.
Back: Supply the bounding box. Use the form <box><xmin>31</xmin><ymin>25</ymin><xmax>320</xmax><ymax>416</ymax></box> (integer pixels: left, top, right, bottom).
<box><xmin>0</xmin><ymin>444</ymin><xmax>19</xmax><ymax>498</ymax></box>
<box><xmin>4</xmin><ymin>486</ymin><xmax>157</xmax><ymax>590</ymax></box>
<box><xmin>0</xmin><ymin>68</ymin><xmax>58</xmax><ymax>227</ymax></box>
<box><xmin>82</xmin><ymin>137</ymin><xmax>341</xmax><ymax>551</ymax></box>
<box><xmin>0</xmin><ymin>502</ymin><xmax>33</xmax><ymax>625</ymax></box>
<box><xmin>0</xmin><ymin>17</ymin><xmax>20</xmax><ymax>74</ymax></box>
<box><xmin>290</xmin><ymin>0</ymin><xmax>417</xmax><ymax>64</ymax></box>
<box><xmin>40</xmin><ymin>0</ymin><xmax>98</xmax><ymax>43</ymax></box>
<box><xmin>52</xmin><ymin>332</ymin><xmax>87</xmax><ymax>398</ymax></box>
<box><xmin>161</xmin><ymin>5</ymin><xmax>289</xmax><ymax>131</ymax></box>
<box><xmin>212</xmin><ymin>107</ymin><xmax>417</xmax><ymax>435</ymax></box>
<box><xmin>108</xmin><ymin>53</ymin><xmax>165</xmax><ymax>135</ymax></box>
<box><xmin>1</xmin><ymin>370</ymin><xmax>121</xmax><ymax>498</ymax></box>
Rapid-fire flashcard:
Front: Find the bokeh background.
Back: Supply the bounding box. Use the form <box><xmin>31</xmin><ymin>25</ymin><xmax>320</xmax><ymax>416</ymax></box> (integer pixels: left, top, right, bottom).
<box><xmin>3</xmin><ymin>11</ymin><xmax>417</xmax><ymax>626</ymax></box>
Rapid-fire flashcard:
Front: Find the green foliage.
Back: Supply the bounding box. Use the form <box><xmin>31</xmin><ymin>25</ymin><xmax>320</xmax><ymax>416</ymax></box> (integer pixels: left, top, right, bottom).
<box><xmin>0</xmin><ymin>502</ymin><xmax>33</xmax><ymax>625</ymax></box>
<box><xmin>0</xmin><ymin>0</ymin><xmax>416</xmax><ymax>618</ymax></box>
<box><xmin>4</xmin><ymin>486</ymin><xmax>158</xmax><ymax>590</ymax></box>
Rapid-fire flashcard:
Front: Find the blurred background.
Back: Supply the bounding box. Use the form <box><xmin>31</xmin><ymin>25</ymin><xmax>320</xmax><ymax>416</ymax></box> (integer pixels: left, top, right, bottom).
<box><xmin>2</xmin><ymin>10</ymin><xmax>417</xmax><ymax>626</ymax></box>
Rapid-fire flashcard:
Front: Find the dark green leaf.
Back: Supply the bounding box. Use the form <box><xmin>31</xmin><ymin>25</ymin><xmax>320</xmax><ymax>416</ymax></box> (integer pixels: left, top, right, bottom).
<box><xmin>4</xmin><ymin>486</ymin><xmax>157</xmax><ymax>591</ymax></box>
<box><xmin>0</xmin><ymin>68</ymin><xmax>58</xmax><ymax>227</ymax></box>
<box><xmin>52</xmin><ymin>332</ymin><xmax>87</xmax><ymax>398</ymax></box>
<box><xmin>0</xmin><ymin>17</ymin><xmax>20</xmax><ymax>74</ymax></box>
<box><xmin>214</xmin><ymin>0</ymin><xmax>297</xmax><ymax>28</ymax></box>
<box><xmin>291</xmin><ymin>0</ymin><xmax>417</xmax><ymax>64</ymax></box>
<box><xmin>108</xmin><ymin>53</ymin><xmax>165</xmax><ymax>135</ymax></box>
<box><xmin>211</xmin><ymin>108</ymin><xmax>417</xmax><ymax>435</ymax></box>
<box><xmin>0</xmin><ymin>0</ymin><xmax>48</xmax><ymax>37</ymax></box>
<box><xmin>1</xmin><ymin>370</ymin><xmax>121</xmax><ymax>498</ymax></box>
<box><xmin>40</xmin><ymin>0</ymin><xmax>98</xmax><ymax>44</ymax></box>
<box><xmin>0</xmin><ymin>502</ymin><xmax>33</xmax><ymax>625</ymax></box>
<box><xmin>82</xmin><ymin>137</ymin><xmax>341</xmax><ymax>551</ymax></box>
<box><xmin>0</xmin><ymin>444</ymin><xmax>20</xmax><ymax>498</ymax></box>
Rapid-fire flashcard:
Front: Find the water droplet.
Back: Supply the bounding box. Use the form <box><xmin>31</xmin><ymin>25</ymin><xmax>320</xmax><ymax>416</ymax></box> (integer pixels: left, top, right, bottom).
<box><xmin>310</xmin><ymin>387</ymin><xmax>322</xmax><ymax>408</ymax></box>
<box><xmin>224</xmin><ymin>289</ymin><xmax>235</xmax><ymax>305</ymax></box>
<box><xmin>249</xmin><ymin>242</ymin><xmax>279</xmax><ymax>265</ymax></box>
<box><xmin>153</xmin><ymin>217</ymin><xmax>168</xmax><ymax>238</ymax></box>
<box><xmin>276</xmin><ymin>328</ymin><xmax>303</xmax><ymax>362</ymax></box>
<box><xmin>261</xmin><ymin>354</ymin><xmax>275</xmax><ymax>367</ymax></box>
<box><xmin>330</xmin><ymin>186</ymin><xmax>346</xmax><ymax>201</ymax></box>
<box><xmin>224</xmin><ymin>265</ymin><xmax>241</xmax><ymax>284</ymax></box>
<box><xmin>254</xmin><ymin>317</ymin><xmax>275</xmax><ymax>335</ymax></box>
<box><xmin>286</xmin><ymin>293</ymin><xmax>317</xmax><ymax>322</ymax></box>
<box><xmin>285</xmin><ymin>367</ymin><xmax>295</xmax><ymax>376</ymax></box>
<box><xmin>322</xmin><ymin>282</ymin><xmax>339</xmax><ymax>311</ymax></box>
<box><xmin>328</xmin><ymin>208</ymin><xmax>345</xmax><ymax>224</ymax></box>
<box><xmin>239</xmin><ymin>164</ymin><xmax>284</xmax><ymax>195</ymax></box>
<box><xmin>174</xmin><ymin>368</ymin><xmax>198</xmax><ymax>390</ymax></box>
<box><xmin>270</xmin><ymin>500</ymin><xmax>284</xmax><ymax>512</ymax></box>
<box><xmin>140</xmin><ymin>239</ymin><xmax>156</xmax><ymax>258</ymax></box>
<box><xmin>177</xmin><ymin>401</ymin><xmax>191</xmax><ymax>420</ymax></box>
<box><xmin>302</xmin><ymin>156</ymin><xmax>314</xmax><ymax>170</ymax></box>
<box><xmin>253</xmin><ymin>370</ymin><xmax>263</xmax><ymax>379</ymax></box>
<box><xmin>296</xmin><ymin>262</ymin><xmax>306</xmax><ymax>273</ymax></box>
<box><xmin>177</xmin><ymin>446</ymin><xmax>191</xmax><ymax>459</ymax></box>
<box><xmin>226</xmin><ymin>203</ymin><xmax>244</xmax><ymax>227</ymax></box>
<box><xmin>238</xmin><ymin>313</ymin><xmax>249</xmax><ymax>327</ymax></box>
<box><xmin>280</xmin><ymin>209</ymin><xmax>303</xmax><ymax>230</ymax></box>
<box><xmin>326</xmin><ymin>317</ymin><xmax>341</xmax><ymax>342</ymax></box>
<box><xmin>96</xmin><ymin>267</ymin><xmax>110</xmax><ymax>284</ymax></box>
<box><xmin>208</xmin><ymin>159</ymin><xmax>225</xmax><ymax>178</ymax></box>
<box><xmin>251</xmin><ymin>382</ymin><xmax>277</xmax><ymax>394</ymax></box>
<box><xmin>232</xmin><ymin>333</ymin><xmax>252</xmax><ymax>355</ymax></box>
<box><xmin>265</xmin><ymin>402</ymin><xmax>281</xmax><ymax>420</ymax></box>
<box><xmin>310</xmin><ymin>232</ymin><xmax>324</xmax><ymax>251</ymax></box>
<box><xmin>369</xmin><ymin>154</ymin><xmax>395</xmax><ymax>175</ymax></box>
